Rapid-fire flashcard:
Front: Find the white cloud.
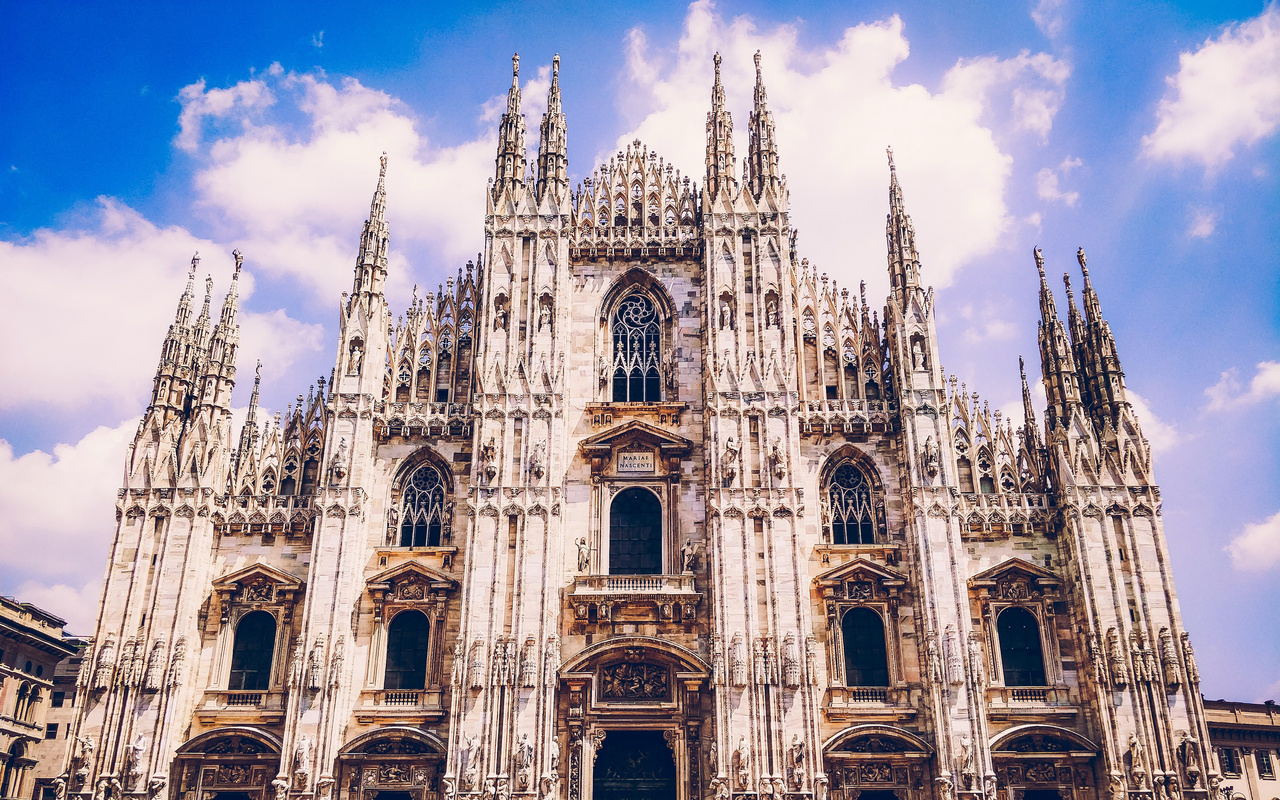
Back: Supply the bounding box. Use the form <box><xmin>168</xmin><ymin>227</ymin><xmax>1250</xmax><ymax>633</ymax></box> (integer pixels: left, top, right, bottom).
<box><xmin>1036</xmin><ymin>155</ymin><xmax>1082</xmax><ymax>205</ymax></box>
<box><xmin>312</xmin><ymin>31</ymin><xmax>324</xmax><ymax>49</ymax></box>
<box><xmin>1187</xmin><ymin>207</ymin><xmax>1218</xmax><ymax>238</ymax></box>
<box><xmin>179</xmin><ymin>68</ymin><xmax>498</xmax><ymax>302</ymax></box>
<box><xmin>1127</xmin><ymin>390</ymin><xmax>1182</xmax><ymax>456</ymax></box>
<box><xmin>0</xmin><ymin>419</ymin><xmax>137</xmax><ymax>633</ymax></box>
<box><xmin>0</xmin><ymin>199</ymin><xmax>322</xmax><ymax>413</ymax></box>
<box><xmin>175</xmin><ymin>76</ymin><xmax>276</xmax><ymax>152</ymax></box>
<box><xmin>612</xmin><ymin>2</ymin><xmax>1070</xmax><ymax>296</ymax></box>
<box><xmin>1226</xmin><ymin>509</ymin><xmax>1280</xmax><ymax>571</ymax></box>
<box><xmin>958</xmin><ymin>302</ymin><xmax>1019</xmax><ymax>344</ymax></box>
<box><xmin>1205</xmin><ymin>361</ymin><xmax>1280</xmax><ymax>410</ymax></box>
<box><xmin>1031</xmin><ymin>0</ymin><xmax>1067</xmax><ymax>39</ymax></box>
<box><xmin>1142</xmin><ymin>5</ymin><xmax>1280</xmax><ymax>168</ymax></box>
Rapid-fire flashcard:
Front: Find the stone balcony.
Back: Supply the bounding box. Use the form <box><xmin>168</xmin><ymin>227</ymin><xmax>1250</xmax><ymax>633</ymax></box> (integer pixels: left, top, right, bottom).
<box><xmin>353</xmin><ymin>688</ymin><xmax>446</xmax><ymax>724</ymax></box>
<box><xmin>985</xmin><ymin>685</ymin><xmax>1077</xmax><ymax>719</ymax></box>
<box><xmin>823</xmin><ymin>685</ymin><xmax>918</xmax><ymax>722</ymax></box>
<box><xmin>377</xmin><ymin>401</ymin><xmax>475</xmax><ymax>439</ymax></box>
<box><xmin>196</xmin><ymin>689</ymin><xmax>287</xmax><ymax>724</ymax></box>
<box><xmin>568</xmin><ymin>573</ymin><xmax>701</xmax><ymax>624</ymax></box>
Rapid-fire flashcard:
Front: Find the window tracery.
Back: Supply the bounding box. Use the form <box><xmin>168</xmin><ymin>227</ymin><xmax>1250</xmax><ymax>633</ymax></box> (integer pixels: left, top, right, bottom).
<box><xmin>399</xmin><ymin>463</ymin><xmax>448</xmax><ymax>548</ymax></box>
<box><xmin>824</xmin><ymin>460</ymin><xmax>882</xmax><ymax>545</ymax></box>
<box><xmin>611</xmin><ymin>294</ymin><xmax>662</xmax><ymax>402</ymax></box>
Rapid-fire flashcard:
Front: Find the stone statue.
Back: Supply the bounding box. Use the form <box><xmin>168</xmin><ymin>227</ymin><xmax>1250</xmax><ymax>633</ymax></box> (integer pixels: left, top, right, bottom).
<box><xmin>926</xmin><ymin>631</ymin><xmax>943</xmax><ymax>683</ymax></box>
<box><xmin>920</xmin><ymin>436</ymin><xmax>940</xmax><ymax>481</ymax></box>
<box><xmin>146</xmin><ymin>775</ymin><xmax>167</xmax><ymax>800</ymax></box>
<box><xmin>766</xmin><ymin>298</ymin><xmax>778</xmax><ymax>328</ymax></box>
<box><xmin>733</xmin><ymin>737</ymin><xmax>751</xmax><ymax>790</ymax></box>
<box><xmin>347</xmin><ymin>341</ymin><xmax>363</xmax><ymax>375</ymax></box>
<box><xmin>462</xmin><ymin>735</ymin><xmax>480</xmax><ymax>790</ymax></box>
<box><xmin>1128</xmin><ymin>733</ymin><xmax>1148</xmax><ymax>789</ymax></box>
<box><xmin>576</xmin><ymin>537</ymin><xmax>590</xmax><ymax>572</ymax></box>
<box><xmin>912</xmin><ymin>339</ymin><xmax>927</xmax><ymax>371</ymax></box>
<box><xmin>720</xmin><ymin>300</ymin><xmax>732</xmax><ymax>330</ymax></box>
<box><xmin>680</xmin><ymin>539</ymin><xmax>698</xmax><ymax>572</ymax></box>
<box><xmin>516</xmin><ymin>732</ymin><xmax>534</xmax><ymax>790</ymax></box>
<box><xmin>293</xmin><ymin>735</ymin><xmax>313</xmax><ymax>790</ymax></box>
<box><xmin>768</xmin><ymin>438</ymin><xmax>785</xmax><ymax>480</ymax></box>
<box><xmin>328</xmin><ymin>437</ymin><xmax>349</xmax><ymax>484</ymax></box>
<box><xmin>786</xmin><ymin>735</ymin><xmax>806</xmax><ymax>790</ymax></box>
<box><xmin>538</xmin><ymin>303</ymin><xmax>551</xmax><ymax>332</ymax></box>
<box><xmin>528</xmin><ymin>439</ymin><xmax>546</xmax><ymax>480</ymax></box>
<box><xmin>1180</xmin><ymin>631</ymin><xmax>1200</xmax><ymax>684</ymax></box>
<box><xmin>722</xmin><ymin>437</ymin><xmax>739</xmax><ymax>486</ymax></box>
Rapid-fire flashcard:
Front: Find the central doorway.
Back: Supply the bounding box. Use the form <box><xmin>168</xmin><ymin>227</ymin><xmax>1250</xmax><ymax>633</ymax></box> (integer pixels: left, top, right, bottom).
<box><xmin>593</xmin><ymin>730</ymin><xmax>676</xmax><ymax>800</ymax></box>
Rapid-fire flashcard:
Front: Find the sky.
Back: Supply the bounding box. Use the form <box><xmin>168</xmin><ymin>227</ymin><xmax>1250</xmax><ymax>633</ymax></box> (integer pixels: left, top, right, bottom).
<box><xmin>0</xmin><ymin>0</ymin><xmax>1277</xmax><ymax>700</ymax></box>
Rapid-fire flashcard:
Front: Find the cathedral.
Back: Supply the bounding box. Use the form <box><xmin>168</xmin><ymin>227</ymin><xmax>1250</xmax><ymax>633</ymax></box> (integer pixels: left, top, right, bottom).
<box><xmin>61</xmin><ymin>51</ymin><xmax>1220</xmax><ymax>800</ymax></box>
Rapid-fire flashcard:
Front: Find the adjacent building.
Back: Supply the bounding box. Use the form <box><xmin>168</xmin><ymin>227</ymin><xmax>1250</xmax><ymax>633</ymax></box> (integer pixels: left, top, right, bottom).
<box><xmin>0</xmin><ymin>598</ymin><xmax>78</xmax><ymax>799</ymax></box>
<box><xmin>62</xmin><ymin>51</ymin><xmax>1228</xmax><ymax>800</ymax></box>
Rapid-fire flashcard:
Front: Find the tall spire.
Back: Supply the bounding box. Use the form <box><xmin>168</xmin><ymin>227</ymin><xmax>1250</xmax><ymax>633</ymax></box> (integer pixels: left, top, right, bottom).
<box><xmin>536</xmin><ymin>54</ymin><xmax>568</xmax><ymax>203</ymax></box>
<box><xmin>493</xmin><ymin>53</ymin><xmax>527</xmax><ymax>200</ymax></box>
<box><xmin>1034</xmin><ymin>247</ymin><xmax>1081</xmax><ymax>431</ymax></box>
<box><xmin>704</xmin><ymin>52</ymin><xmax>736</xmax><ymax>198</ymax></box>
<box><xmin>233</xmin><ymin>360</ymin><xmax>262</xmax><ymax>480</ymax></box>
<box><xmin>885</xmin><ymin>147</ymin><xmax>920</xmax><ymax>304</ymax></box>
<box><xmin>747</xmin><ymin>50</ymin><xmax>780</xmax><ymax>200</ymax></box>
<box><xmin>352</xmin><ymin>154</ymin><xmax>390</xmax><ymax>305</ymax></box>
<box><xmin>1020</xmin><ymin>356</ymin><xmax>1041</xmax><ymax>446</ymax></box>
<box><xmin>1073</xmin><ymin>246</ymin><xmax>1129</xmax><ymax>428</ymax></box>
<box><xmin>201</xmin><ymin>251</ymin><xmax>242</xmax><ymax>407</ymax></box>
<box><xmin>175</xmin><ymin>254</ymin><xmax>198</xmax><ymax>327</ymax></box>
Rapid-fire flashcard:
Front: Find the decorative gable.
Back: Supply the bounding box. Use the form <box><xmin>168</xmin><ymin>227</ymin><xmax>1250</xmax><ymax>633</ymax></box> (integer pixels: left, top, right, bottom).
<box><xmin>968</xmin><ymin>558</ymin><xmax>1061</xmax><ymax>600</ymax></box>
<box><xmin>578</xmin><ymin>420</ymin><xmax>693</xmax><ymax>481</ymax></box>
<box><xmin>366</xmin><ymin>560</ymin><xmax>458</xmax><ymax>622</ymax></box>
<box><xmin>814</xmin><ymin>558</ymin><xmax>908</xmax><ymax>600</ymax></box>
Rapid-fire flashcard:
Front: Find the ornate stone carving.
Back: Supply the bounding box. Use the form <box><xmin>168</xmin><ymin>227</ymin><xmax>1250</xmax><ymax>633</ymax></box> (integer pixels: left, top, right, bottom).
<box><xmin>600</xmin><ymin>662</ymin><xmax>668</xmax><ymax>700</ymax></box>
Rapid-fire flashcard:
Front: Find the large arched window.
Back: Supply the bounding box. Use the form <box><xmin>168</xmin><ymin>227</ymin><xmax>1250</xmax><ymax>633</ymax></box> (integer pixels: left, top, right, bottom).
<box><xmin>384</xmin><ymin>610</ymin><xmax>430</xmax><ymax>690</ymax></box>
<box><xmin>611</xmin><ymin>294</ymin><xmax>662</xmax><ymax>402</ymax></box>
<box><xmin>997</xmin><ymin>606</ymin><xmax>1046</xmax><ymax>686</ymax></box>
<box><xmin>841</xmin><ymin>607</ymin><xmax>889</xmax><ymax>686</ymax></box>
<box><xmin>609</xmin><ymin>488</ymin><xmax>662</xmax><ymax>575</ymax></box>
<box><xmin>228</xmin><ymin>611</ymin><xmax>276</xmax><ymax>691</ymax></box>
<box><xmin>400</xmin><ymin>463</ymin><xmax>447</xmax><ymax>547</ymax></box>
<box><xmin>826</xmin><ymin>461</ymin><xmax>879</xmax><ymax>544</ymax></box>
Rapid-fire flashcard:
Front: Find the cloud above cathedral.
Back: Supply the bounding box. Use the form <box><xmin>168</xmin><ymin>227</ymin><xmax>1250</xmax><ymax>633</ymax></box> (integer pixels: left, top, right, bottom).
<box><xmin>610</xmin><ymin>3</ymin><xmax>1070</xmax><ymax>296</ymax></box>
<box><xmin>1142</xmin><ymin>4</ymin><xmax>1280</xmax><ymax>168</ymax></box>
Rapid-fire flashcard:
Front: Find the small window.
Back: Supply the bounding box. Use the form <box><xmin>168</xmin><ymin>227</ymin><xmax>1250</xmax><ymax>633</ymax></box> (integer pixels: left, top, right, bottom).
<box><xmin>611</xmin><ymin>294</ymin><xmax>662</xmax><ymax>403</ymax></box>
<box><xmin>997</xmin><ymin>607</ymin><xmax>1047</xmax><ymax>686</ymax></box>
<box><xmin>51</xmin><ymin>692</ymin><xmax>65</xmax><ymax>708</ymax></box>
<box><xmin>1220</xmin><ymin>748</ymin><xmax>1241</xmax><ymax>776</ymax></box>
<box><xmin>385</xmin><ymin>610</ymin><xmax>431</xmax><ymax>691</ymax></box>
<box><xmin>45</xmin><ymin>724</ymin><xmax>59</xmax><ymax>740</ymax></box>
<box><xmin>841</xmin><ymin>607</ymin><xmax>889</xmax><ymax>687</ymax></box>
<box><xmin>957</xmin><ymin>458</ymin><xmax>975</xmax><ymax>493</ymax></box>
<box><xmin>826</xmin><ymin>461</ymin><xmax>879</xmax><ymax>545</ymax></box>
<box><xmin>228</xmin><ymin>611</ymin><xmax>277</xmax><ymax>691</ymax></box>
<box><xmin>979</xmin><ymin>475</ymin><xmax>996</xmax><ymax>494</ymax></box>
<box><xmin>1256</xmin><ymin>749</ymin><xmax>1274</xmax><ymax>779</ymax></box>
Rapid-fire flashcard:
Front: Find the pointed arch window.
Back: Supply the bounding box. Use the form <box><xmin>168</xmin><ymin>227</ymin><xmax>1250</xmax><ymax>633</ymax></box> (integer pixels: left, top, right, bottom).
<box><xmin>611</xmin><ymin>294</ymin><xmax>662</xmax><ymax>402</ymax></box>
<box><xmin>609</xmin><ymin>488</ymin><xmax>662</xmax><ymax>575</ymax></box>
<box><xmin>825</xmin><ymin>461</ymin><xmax>880</xmax><ymax>544</ymax></box>
<box><xmin>997</xmin><ymin>606</ymin><xmax>1046</xmax><ymax>686</ymax></box>
<box><xmin>400</xmin><ymin>464</ymin><xmax>447</xmax><ymax>547</ymax></box>
<box><xmin>228</xmin><ymin>611</ymin><xmax>276</xmax><ymax>691</ymax></box>
<box><xmin>384</xmin><ymin>609</ymin><xmax>430</xmax><ymax>690</ymax></box>
<box><xmin>841</xmin><ymin>607</ymin><xmax>889</xmax><ymax>686</ymax></box>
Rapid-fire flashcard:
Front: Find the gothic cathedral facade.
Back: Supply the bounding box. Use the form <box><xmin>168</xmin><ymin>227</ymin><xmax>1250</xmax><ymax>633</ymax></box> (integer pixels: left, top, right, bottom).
<box><xmin>64</xmin><ymin>51</ymin><xmax>1218</xmax><ymax>800</ymax></box>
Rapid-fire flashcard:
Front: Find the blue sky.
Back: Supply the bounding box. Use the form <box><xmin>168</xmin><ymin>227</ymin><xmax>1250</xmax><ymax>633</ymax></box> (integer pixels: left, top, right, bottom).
<box><xmin>1</xmin><ymin>1</ymin><xmax>1277</xmax><ymax>700</ymax></box>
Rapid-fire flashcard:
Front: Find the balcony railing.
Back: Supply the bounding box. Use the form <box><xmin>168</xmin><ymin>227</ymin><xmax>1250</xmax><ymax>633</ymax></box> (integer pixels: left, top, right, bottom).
<box><xmin>572</xmin><ymin>574</ymin><xmax>697</xmax><ymax>595</ymax></box>
<box><xmin>986</xmin><ymin>685</ymin><xmax>1072</xmax><ymax>712</ymax></box>
<box><xmin>381</xmin><ymin>690</ymin><xmax>421</xmax><ymax>707</ymax></box>
<box><xmin>225</xmin><ymin>691</ymin><xmax>263</xmax><ymax>707</ymax></box>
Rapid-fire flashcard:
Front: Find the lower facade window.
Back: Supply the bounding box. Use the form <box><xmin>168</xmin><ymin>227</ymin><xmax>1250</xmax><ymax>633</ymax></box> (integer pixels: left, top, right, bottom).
<box><xmin>384</xmin><ymin>609</ymin><xmax>430</xmax><ymax>690</ymax></box>
<box><xmin>841</xmin><ymin>607</ymin><xmax>890</xmax><ymax>687</ymax></box>
<box><xmin>997</xmin><ymin>606</ymin><xmax>1046</xmax><ymax>687</ymax></box>
<box><xmin>1257</xmin><ymin>749</ymin><xmax>1274</xmax><ymax>779</ymax></box>
<box><xmin>609</xmin><ymin>488</ymin><xmax>662</xmax><ymax>575</ymax></box>
<box><xmin>228</xmin><ymin>610</ymin><xmax>276</xmax><ymax>691</ymax></box>
<box><xmin>1220</xmin><ymin>748</ymin><xmax>1241</xmax><ymax>776</ymax></box>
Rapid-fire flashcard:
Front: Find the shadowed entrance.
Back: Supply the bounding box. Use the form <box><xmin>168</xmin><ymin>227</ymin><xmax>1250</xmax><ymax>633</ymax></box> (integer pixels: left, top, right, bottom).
<box><xmin>593</xmin><ymin>730</ymin><xmax>676</xmax><ymax>800</ymax></box>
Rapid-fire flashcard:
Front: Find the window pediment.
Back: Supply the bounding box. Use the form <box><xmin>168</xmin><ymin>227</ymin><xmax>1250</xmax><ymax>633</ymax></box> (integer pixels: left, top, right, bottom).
<box><xmin>969</xmin><ymin>558</ymin><xmax>1060</xmax><ymax>599</ymax></box>
<box><xmin>212</xmin><ymin>563</ymin><xmax>304</xmax><ymax>605</ymax></box>
<box><xmin>579</xmin><ymin>420</ymin><xmax>693</xmax><ymax>479</ymax></box>
<box><xmin>367</xmin><ymin>561</ymin><xmax>457</xmax><ymax>621</ymax></box>
<box><xmin>814</xmin><ymin>558</ymin><xmax>907</xmax><ymax>598</ymax></box>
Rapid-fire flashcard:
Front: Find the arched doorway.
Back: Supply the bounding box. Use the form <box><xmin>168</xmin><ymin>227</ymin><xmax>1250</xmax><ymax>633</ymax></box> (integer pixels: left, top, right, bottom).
<box><xmin>593</xmin><ymin>731</ymin><xmax>676</xmax><ymax>800</ymax></box>
<box><xmin>172</xmin><ymin>729</ymin><xmax>281</xmax><ymax>800</ymax></box>
<box><xmin>336</xmin><ymin>728</ymin><xmax>445</xmax><ymax>800</ymax></box>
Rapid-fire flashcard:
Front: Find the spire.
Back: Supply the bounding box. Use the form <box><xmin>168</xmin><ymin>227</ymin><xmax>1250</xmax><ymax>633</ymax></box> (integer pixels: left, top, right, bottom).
<box><xmin>536</xmin><ymin>54</ymin><xmax>568</xmax><ymax>203</ymax></box>
<box><xmin>1074</xmin><ymin>246</ymin><xmax>1130</xmax><ymax>428</ymax></box>
<box><xmin>175</xmin><ymin>254</ymin><xmax>198</xmax><ymax>327</ymax></box>
<box><xmin>885</xmin><ymin>147</ymin><xmax>920</xmax><ymax>304</ymax></box>
<box><xmin>747</xmin><ymin>50</ymin><xmax>780</xmax><ymax>200</ymax></box>
<box><xmin>704</xmin><ymin>52</ymin><xmax>736</xmax><ymax>198</ymax></box>
<box><xmin>218</xmin><ymin>250</ymin><xmax>242</xmax><ymax>329</ymax></box>
<box><xmin>233</xmin><ymin>360</ymin><xmax>262</xmax><ymax>481</ymax></box>
<box><xmin>493</xmin><ymin>53</ymin><xmax>527</xmax><ymax>200</ymax></box>
<box><xmin>1034</xmin><ymin>247</ymin><xmax>1081</xmax><ymax>431</ymax></box>
<box><xmin>352</xmin><ymin>154</ymin><xmax>391</xmax><ymax>304</ymax></box>
<box><xmin>1020</xmin><ymin>356</ymin><xmax>1041</xmax><ymax>448</ymax></box>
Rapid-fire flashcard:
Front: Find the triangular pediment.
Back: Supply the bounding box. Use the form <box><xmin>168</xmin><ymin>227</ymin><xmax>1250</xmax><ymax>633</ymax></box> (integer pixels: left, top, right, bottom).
<box><xmin>969</xmin><ymin>558</ymin><xmax>1060</xmax><ymax>597</ymax></box>
<box><xmin>813</xmin><ymin>557</ymin><xmax>906</xmax><ymax>589</ymax></box>
<box><xmin>579</xmin><ymin>419</ymin><xmax>694</xmax><ymax>457</ymax></box>
<box><xmin>212</xmin><ymin>561</ymin><xmax>304</xmax><ymax>592</ymax></box>
<box><xmin>367</xmin><ymin>560</ymin><xmax>458</xmax><ymax>592</ymax></box>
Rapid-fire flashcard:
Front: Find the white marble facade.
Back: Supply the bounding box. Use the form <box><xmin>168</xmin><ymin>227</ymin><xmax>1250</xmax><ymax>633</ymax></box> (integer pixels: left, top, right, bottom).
<box><xmin>63</xmin><ymin>50</ymin><xmax>1221</xmax><ymax>800</ymax></box>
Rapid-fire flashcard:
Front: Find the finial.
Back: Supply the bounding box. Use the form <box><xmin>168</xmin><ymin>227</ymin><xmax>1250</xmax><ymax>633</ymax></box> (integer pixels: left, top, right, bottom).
<box><xmin>713</xmin><ymin>51</ymin><xmax>722</xmax><ymax>82</ymax></box>
<box><xmin>1033</xmin><ymin>246</ymin><xmax>1045</xmax><ymax>279</ymax></box>
<box><xmin>232</xmin><ymin>249</ymin><xmax>243</xmax><ymax>274</ymax></box>
<box><xmin>552</xmin><ymin>53</ymin><xmax>560</xmax><ymax>78</ymax></box>
<box><xmin>1063</xmin><ymin>272</ymin><xmax>1073</xmax><ymax>295</ymax></box>
<box><xmin>886</xmin><ymin>146</ymin><xmax>895</xmax><ymax>171</ymax></box>
<box><xmin>380</xmin><ymin>151</ymin><xmax>388</xmax><ymax>177</ymax></box>
<box><xmin>204</xmin><ymin>274</ymin><xmax>214</xmax><ymax>296</ymax></box>
<box><xmin>512</xmin><ymin>53</ymin><xmax>519</xmax><ymax>79</ymax></box>
<box><xmin>1019</xmin><ymin>355</ymin><xmax>1027</xmax><ymax>380</ymax></box>
<box><xmin>190</xmin><ymin>252</ymin><xmax>200</xmax><ymax>272</ymax></box>
<box><xmin>1077</xmin><ymin>246</ymin><xmax>1089</xmax><ymax>277</ymax></box>
<box><xmin>254</xmin><ymin>360</ymin><xmax>262</xmax><ymax>384</ymax></box>
<box><xmin>754</xmin><ymin>50</ymin><xmax>762</xmax><ymax>79</ymax></box>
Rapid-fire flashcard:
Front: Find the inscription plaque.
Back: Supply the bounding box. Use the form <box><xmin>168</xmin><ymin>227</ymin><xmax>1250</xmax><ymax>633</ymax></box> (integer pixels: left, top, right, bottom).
<box><xmin>617</xmin><ymin>451</ymin><xmax>655</xmax><ymax>473</ymax></box>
